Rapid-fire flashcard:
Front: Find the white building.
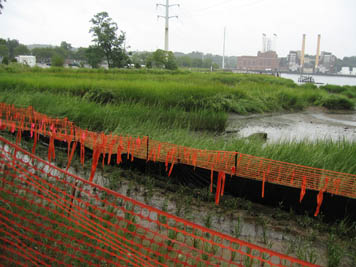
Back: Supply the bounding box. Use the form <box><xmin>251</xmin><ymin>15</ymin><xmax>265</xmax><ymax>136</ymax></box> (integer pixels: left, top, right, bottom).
<box><xmin>352</xmin><ymin>67</ymin><xmax>356</xmax><ymax>76</ymax></box>
<box><xmin>16</xmin><ymin>55</ymin><xmax>36</xmax><ymax>67</ymax></box>
<box><xmin>339</xmin><ymin>67</ymin><xmax>351</xmax><ymax>75</ymax></box>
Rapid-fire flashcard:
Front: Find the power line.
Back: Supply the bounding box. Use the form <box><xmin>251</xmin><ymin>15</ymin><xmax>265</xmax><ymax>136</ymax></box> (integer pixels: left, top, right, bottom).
<box><xmin>157</xmin><ymin>0</ymin><xmax>180</xmax><ymax>51</ymax></box>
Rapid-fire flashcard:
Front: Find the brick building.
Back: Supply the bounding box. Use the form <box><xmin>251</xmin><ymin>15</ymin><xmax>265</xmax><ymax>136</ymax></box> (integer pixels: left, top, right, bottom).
<box><xmin>237</xmin><ymin>51</ymin><xmax>280</xmax><ymax>71</ymax></box>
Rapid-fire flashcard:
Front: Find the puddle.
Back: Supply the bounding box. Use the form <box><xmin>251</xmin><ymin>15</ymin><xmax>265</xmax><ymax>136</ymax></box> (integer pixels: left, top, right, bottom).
<box><xmin>226</xmin><ymin>109</ymin><xmax>356</xmax><ymax>143</ymax></box>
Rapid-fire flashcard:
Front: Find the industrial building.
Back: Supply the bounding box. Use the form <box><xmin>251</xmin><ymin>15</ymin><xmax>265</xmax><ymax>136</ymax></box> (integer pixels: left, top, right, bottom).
<box><xmin>236</xmin><ymin>34</ymin><xmax>280</xmax><ymax>71</ymax></box>
<box><xmin>339</xmin><ymin>67</ymin><xmax>356</xmax><ymax>76</ymax></box>
<box><xmin>236</xmin><ymin>51</ymin><xmax>280</xmax><ymax>71</ymax></box>
<box><xmin>286</xmin><ymin>34</ymin><xmax>337</xmax><ymax>74</ymax></box>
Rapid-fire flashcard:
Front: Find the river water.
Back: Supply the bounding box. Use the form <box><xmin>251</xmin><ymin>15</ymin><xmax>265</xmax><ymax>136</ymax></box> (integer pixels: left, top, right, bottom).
<box><xmin>281</xmin><ymin>73</ymin><xmax>356</xmax><ymax>86</ymax></box>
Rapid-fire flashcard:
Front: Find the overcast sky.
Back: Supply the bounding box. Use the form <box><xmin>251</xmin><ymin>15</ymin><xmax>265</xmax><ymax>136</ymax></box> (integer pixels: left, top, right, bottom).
<box><xmin>1</xmin><ymin>0</ymin><xmax>355</xmax><ymax>58</ymax></box>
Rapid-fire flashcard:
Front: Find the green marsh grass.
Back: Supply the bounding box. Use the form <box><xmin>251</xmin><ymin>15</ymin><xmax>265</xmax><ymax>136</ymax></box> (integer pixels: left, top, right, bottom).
<box><xmin>0</xmin><ymin>67</ymin><xmax>355</xmax><ymax>174</ymax></box>
<box><xmin>0</xmin><ymin>66</ymin><xmax>338</xmax><ymax>114</ymax></box>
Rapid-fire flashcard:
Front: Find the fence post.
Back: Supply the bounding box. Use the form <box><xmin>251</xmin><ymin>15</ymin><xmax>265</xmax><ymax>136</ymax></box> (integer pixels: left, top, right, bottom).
<box><xmin>234</xmin><ymin>152</ymin><xmax>238</xmax><ymax>176</ymax></box>
<box><xmin>146</xmin><ymin>136</ymin><xmax>149</xmax><ymax>161</ymax></box>
<box><xmin>68</xmin><ymin>181</ymin><xmax>78</xmax><ymax>217</ymax></box>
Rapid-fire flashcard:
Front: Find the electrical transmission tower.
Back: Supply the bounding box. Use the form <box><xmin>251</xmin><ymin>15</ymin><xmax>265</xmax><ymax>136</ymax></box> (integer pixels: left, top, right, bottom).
<box><xmin>157</xmin><ymin>0</ymin><xmax>179</xmax><ymax>51</ymax></box>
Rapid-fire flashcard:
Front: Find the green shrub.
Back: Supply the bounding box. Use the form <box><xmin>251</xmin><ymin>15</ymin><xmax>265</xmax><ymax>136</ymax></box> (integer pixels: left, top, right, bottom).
<box><xmin>277</xmin><ymin>91</ymin><xmax>305</xmax><ymax>110</ymax></box>
<box><xmin>320</xmin><ymin>84</ymin><xmax>346</xmax><ymax>93</ymax></box>
<box><xmin>342</xmin><ymin>89</ymin><xmax>356</xmax><ymax>99</ymax></box>
<box><xmin>51</xmin><ymin>55</ymin><xmax>65</xmax><ymax>67</ymax></box>
<box><xmin>2</xmin><ymin>56</ymin><xmax>9</xmax><ymax>65</ymax></box>
<box><xmin>321</xmin><ymin>95</ymin><xmax>354</xmax><ymax>110</ymax></box>
<box><xmin>299</xmin><ymin>83</ymin><xmax>317</xmax><ymax>90</ymax></box>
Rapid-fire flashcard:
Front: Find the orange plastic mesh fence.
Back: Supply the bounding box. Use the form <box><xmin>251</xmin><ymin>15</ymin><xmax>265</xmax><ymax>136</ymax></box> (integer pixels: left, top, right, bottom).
<box><xmin>0</xmin><ymin>135</ymin><xmax>318</xmax><ymax>266</ymax></box>
<box><xmin>0</xmin><ymin>103</ymin><xmax>355</xmax><ymax>212</ymax></box>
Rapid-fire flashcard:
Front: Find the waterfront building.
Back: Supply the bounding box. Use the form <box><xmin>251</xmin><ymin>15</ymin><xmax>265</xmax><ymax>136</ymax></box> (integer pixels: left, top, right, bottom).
<box><xmin>339</xmin><ymin>67</ymin><xmax>351</xmax><ymax>75</ymax></box>
<box><xmin>351</xmin><ymin>68</ymin><xmax>356</xmax><ymax>76</ymax></box>
<box><xmin>236</xmin><ymin>51</ymin><xmax>280</xmax><ymax>71</ymax></box>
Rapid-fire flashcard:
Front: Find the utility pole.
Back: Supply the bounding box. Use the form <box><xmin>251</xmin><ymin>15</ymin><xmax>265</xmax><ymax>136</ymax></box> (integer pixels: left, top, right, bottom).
<box><xmin>157</xmin><ymin>0</ymin><xmax>179</xmax><ymax>51</ymax></box>
<box><xmin>222</xmin><ymin>27</ymin><xmax>226</xmax><ymax>69</ymax></box>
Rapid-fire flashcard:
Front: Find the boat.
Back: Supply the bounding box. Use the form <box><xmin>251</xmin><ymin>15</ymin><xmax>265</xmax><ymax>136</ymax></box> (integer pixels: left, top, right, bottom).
<box><xmin>298</xmin><ymin>75</ymin><xmax>315</xmax><ymax>83</ymax></box>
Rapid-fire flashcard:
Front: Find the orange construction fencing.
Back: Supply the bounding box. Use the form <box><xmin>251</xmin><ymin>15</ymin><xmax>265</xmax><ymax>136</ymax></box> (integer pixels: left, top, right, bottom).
<box><xmin>1</xmin><ymin>103</ymin><xmax>356</xmax><ymax>217</ymax></box>
<box><xmin>0</xmin><ymin>135</ymin><xmax>318</xmax><ymax>266</ymax></box>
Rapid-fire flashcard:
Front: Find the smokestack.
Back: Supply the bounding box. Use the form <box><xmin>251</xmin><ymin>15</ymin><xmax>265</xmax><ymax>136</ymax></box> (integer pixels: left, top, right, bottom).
<box><xmin>300</xmin><ymin>34</ymin><xmax>306</xmax><ymax>73</ymax></box>
<box><xmin>262</xmin><ymin>33</ymin><xmax>266</xmax><ymax>52</ymax></box>
<box><xmin>315</xmin><ymin>34</ymin><xmax>321</xmax><ymax>71</ymax></box>
<box><xmin>267</xmin><ymin>39</ymin><xmax>272</xmax><ymax>51</ymax></box>
<box><xmin>273</xmin><ymin>33</ymin><xmax>277</xmax><ymax>52</ymax></box>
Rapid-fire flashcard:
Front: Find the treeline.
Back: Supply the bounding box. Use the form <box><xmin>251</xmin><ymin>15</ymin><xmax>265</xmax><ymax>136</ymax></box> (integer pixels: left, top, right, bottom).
<box><xmin>335</xmin><ymin>56</ymin><xmax>356</xmax><ymax>71</ymax></box>
<box><xmin>0</xmin><ymin>38</ymin><xmax>31</xmax><ymax>64</ymax></box>
<box><xmin>174</xmin><ymin>51</ymin><xmax>237</xmax><ymax>69</ymax></box>
<box><xmin>131</xmin><ymin>51</ymin><xmax>238</xmax><ymax>70</ymax></box>
<box><xmin>0</xmin><ymin>38</ymin><xmax>86</xmax><ymax>67</ymax></box>
<box><xmin>0</xmin><ymin>38</ymin><xmax>234</xmax><ymax>70</ymax></box>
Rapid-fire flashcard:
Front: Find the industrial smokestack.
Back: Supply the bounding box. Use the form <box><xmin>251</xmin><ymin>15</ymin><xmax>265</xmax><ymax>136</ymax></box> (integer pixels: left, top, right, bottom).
<box><xmin>262</xmin><ymin>33</ymin><xmax>266</xmax><ymax>52</ymax></box>
<box><xmin>273</xmin><ymin>33</ymin><xmax>277</xmax><ymax>52</ymax></box>
<box><xmin>315</xmin><ymin>34</ymin><xmax>321</xmax><ymax>72</ymax></box>
<box><xmin>300</xmin><ymin>34</ymin><xmax>306</xmax><ymax>73</ymax></box>
<box><xmin>267</xmin><ymin>39</ymin><xmax>272</xmax><ymax>52</ymax></box>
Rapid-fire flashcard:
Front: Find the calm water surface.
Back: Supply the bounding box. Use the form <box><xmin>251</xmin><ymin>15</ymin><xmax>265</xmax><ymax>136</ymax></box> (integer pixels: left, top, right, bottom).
<box><xmin>281</xmin><ymin>73</ymin><xmax>356</xmax><ymax>86</ymax></box>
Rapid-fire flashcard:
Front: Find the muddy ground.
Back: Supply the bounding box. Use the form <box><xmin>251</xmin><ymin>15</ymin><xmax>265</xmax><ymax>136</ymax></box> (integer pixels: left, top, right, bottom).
<box><xmin>226</xmin><ymin>108</ymin><xmax>356</xmax><ymax>143</ymax></box>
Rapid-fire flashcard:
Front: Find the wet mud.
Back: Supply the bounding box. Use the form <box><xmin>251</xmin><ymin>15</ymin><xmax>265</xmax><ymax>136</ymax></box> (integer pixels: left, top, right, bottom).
<box><xmin>226</xmin><ymin>108</ymin><xmax>356</xmax><ymax>143</ymax></box>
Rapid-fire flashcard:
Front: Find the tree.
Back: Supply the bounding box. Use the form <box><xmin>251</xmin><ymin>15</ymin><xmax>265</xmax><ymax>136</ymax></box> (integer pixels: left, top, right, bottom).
<box><xmin>86</xmin><ymin>45</ymin><xmax>104</xmax><ymax>68</ymax></box>
<box><xmin>151</xmin><ymin>49</ymin><xmax>166</xmax><ymax>68</ymax></box>
<box><xmin>2</xmin><ymin>56</ymin><xmax>9</xmax><ymax>65</ymax></box>
<box><xmin>73</xmin><ymin>47</ymin><xmax>88</xmax><ymax>61</ymax></box>
<box><xmin>176</xmin><ymin>56</ymin><xmax>192</xmax><ymax>68</ymax></box>
<box><xmin>60</xmin><ymin>41</ymin><xmax>72</xmax><ymax>51</ymax></box>
<box><xmin>89</xmin><ymin>12</ymin><xmax>129</xmax><ymax>68</ymax></box>
<box><xmin>14</xmin><ymin>44</ymin><xmax>30</xmax><ymax>56</ymax></box>
<box><xmin>147</xmin><ymin>49</ymin><xmax>178</xmax><ymax>70</ymax></box>
<box><xmin>166</xmin><ymin>51</ymin><xmax>178</xmax><ymax>70</ymax></box>
<box><xmin>51</xmin><ymin>55</ymin><xmax>64</xmax><ymax>67</ymax></box>
<box><xmin>53</xmin><ymin>46</ymin><xmax>67</xmax><ymax>59</ymax></box>
<box><xmin>32</xmin><ymin>47</ymin><xmax>56</xmax><ymax>63</ymax></box>
<box><xmin>0</xmin><ymin>44</ymin><xmax>9</xmax><ymax>57</ymax></box>
<box><xmin>6</xmin><ymin>39</ymin><xmax>20</xmax><ymax>59</ymax></box>
<box><xmin>60</xmin><ymin>41</ymin><xmax>74</xmax><ymax>59</ymax></box>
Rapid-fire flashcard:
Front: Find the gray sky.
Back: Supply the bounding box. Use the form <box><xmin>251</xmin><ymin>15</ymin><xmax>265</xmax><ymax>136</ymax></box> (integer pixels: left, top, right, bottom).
<box><xmin>1</xmin><ymin>0</ymin><xmax>355</xmax><ymax>58</ymax></box>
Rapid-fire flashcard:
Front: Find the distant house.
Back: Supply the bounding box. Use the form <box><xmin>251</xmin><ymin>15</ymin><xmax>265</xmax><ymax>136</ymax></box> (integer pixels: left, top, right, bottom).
<box><xmin>16</xmin><ymin>55</ymin><xmax>36</xmax><ymax>67</ymax></box>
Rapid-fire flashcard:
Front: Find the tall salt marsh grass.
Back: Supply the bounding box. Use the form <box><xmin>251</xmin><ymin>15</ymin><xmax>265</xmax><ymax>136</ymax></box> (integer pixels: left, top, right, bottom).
<box><xmin>0</xmin><ymin>68</ymin><xmax>339</xmax><ymax>113</ymax></box>
<box><xmin>0</xmin><ymin>90</ymin><xmax>226</xmax><ymax>132</ymax></box>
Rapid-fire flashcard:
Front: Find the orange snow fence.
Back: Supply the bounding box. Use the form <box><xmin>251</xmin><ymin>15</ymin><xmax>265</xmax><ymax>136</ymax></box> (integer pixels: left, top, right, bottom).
<box><xmin>1</xmin><ymin>103</ymin><xmax>356</xmax><ymax>210</ymax></box>
<box><xmin>0</xmin><ymin>135</ymin><xmax>318</xmax><ymax>266</ymax></box>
